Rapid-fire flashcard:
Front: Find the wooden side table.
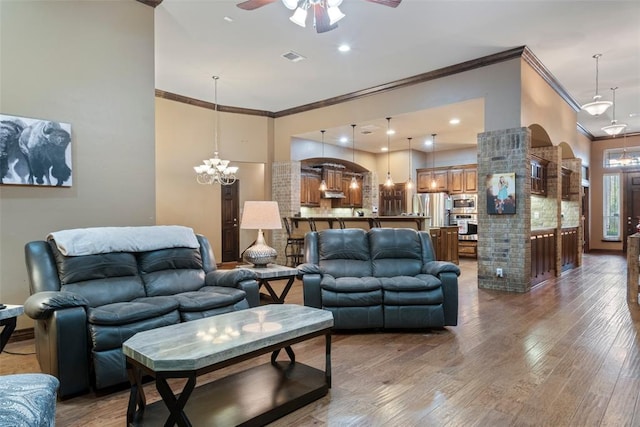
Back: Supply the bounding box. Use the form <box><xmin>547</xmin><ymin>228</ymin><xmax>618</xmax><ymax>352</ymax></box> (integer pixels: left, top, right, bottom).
<box><xmin>0</xmin><ymin>304</ymin><xmax>24</xmax><ymax>353</ymax></box>
<box><xmin>239</xmin><ymin>264</ymin><xmax>299</xmax><ymax>304</ymax></box>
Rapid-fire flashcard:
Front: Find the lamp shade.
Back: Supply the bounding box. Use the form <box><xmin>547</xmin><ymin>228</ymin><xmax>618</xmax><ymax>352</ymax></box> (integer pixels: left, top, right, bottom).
<box><xmin>240</xmin><ymin>201</ymin><xmax>282</xmax><ymax>230</ymax></box>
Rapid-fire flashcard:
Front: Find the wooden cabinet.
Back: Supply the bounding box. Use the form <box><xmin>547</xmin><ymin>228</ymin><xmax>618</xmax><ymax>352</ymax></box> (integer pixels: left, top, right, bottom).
<box><xmin>300</xmin><ymin>172</ymin><xmax>321</xmax><ymax>207</ymax></box>
<box><xmin>335</xmin><ymin>175</ymin><xmax>363</xmax><ymax>208</ymax></box>
<box><xmin>448</xmin><ymin>168</ymin><xmax>477</xmax><ymax>194</ymax></box>
<box><xmin>323</xmin><ymin>168</ymin><xmax>342</xmax><ymax>191</ymax></box>
<box><xmin>429</xmin><ymin>226</ymin><xmax>459</xmax><ymax>264</ymax></box>
<box><xmin>458</xmin><ymin>240</ymin><xmax>477</xmax><ymax>258</ymax></box>
<box><xmin>417</xmin><ymin>170</ymin><xmax>448</xmax><ymax>192</ymax></box>
<box><xmin>531</xmin><ymin>156</ymin><xmax>548</xmax><ymax>196</ymax></box>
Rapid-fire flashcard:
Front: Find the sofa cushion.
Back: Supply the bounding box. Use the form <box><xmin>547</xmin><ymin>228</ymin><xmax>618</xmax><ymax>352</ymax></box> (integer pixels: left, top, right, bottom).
<box><xmin>318</xmin><ymin>229</ymin><xmax>372</xmax><ymax>277</ymax></box>
<box><xmin>87</xmin><ymin>296</ymin><xmax>179</xmax><ymax>326</ymax></box>
<box><xmin>175</xmin><ymin>287</ymin><xmax>247</xmax><ymax>312</ymax></box>
<box><xmin>320</xmin><ymin>275</ymin><xmax>381</xmax><ymax>293</ymax></box>
<box><xmin>370</xmin><ymin>228</ymin><xmax>423</xmax><ymax>277</ymax></box>
<box><xmin>379</xmin><ymin>274</ymin><xmax>441</xmax><ymax>291</ymax></box>
<box><xmin>141</xmin><ymin>269</ymin><xmax>206</xmax><ymax>297</ymax></box>
<box><xmin>62</xmin><ymin>276</ymin><xmax>147</xmax><ymax>307</ymax></box>
<box><xmin>137</xmin><ymin>247</ymin><xmax>203</xmax><ymax>273</ymax></box>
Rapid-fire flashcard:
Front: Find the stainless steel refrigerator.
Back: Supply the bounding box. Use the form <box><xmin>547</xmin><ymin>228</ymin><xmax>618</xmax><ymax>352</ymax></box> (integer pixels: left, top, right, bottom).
<box><xmin>412</xmin><ymin>193</ymin><xmax>450</xmax><ymax>227</ymax></box>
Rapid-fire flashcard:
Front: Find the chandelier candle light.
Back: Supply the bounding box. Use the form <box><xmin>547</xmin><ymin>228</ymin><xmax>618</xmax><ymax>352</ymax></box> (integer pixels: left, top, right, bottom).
<box><xmin>581</xmin><ymin>54</ymin><xmax>612</xmax><ymax>116</ymax></box>
<box><xmin>240</xmin><ymin>201</ymin><xmax>282</xmax><ymax>268</ymax></box>
<box><xmin>193</xmin><ymin>76</ymin><xmax>239</xmax><ymax>185</ymax></box>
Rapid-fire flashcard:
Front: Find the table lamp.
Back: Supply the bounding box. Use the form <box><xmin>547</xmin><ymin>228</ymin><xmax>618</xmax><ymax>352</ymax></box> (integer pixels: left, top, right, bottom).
<box><xmin>240</xmin><ymin>201</ymin><xmax>282</xmax><ymax>267</ymax></box>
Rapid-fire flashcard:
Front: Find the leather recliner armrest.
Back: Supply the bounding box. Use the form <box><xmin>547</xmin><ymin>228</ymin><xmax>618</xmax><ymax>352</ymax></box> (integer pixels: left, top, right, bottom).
<box><xmin>24</xmin><ymin>291</ymin><xmax>89</xmax><ymax>320</ymax></box>
<box><xmin>297</xmin><ymin>263</ymin><xmax>322</xmax><ymax>275</ymax></box>
<box><xmin>205</xmin><ymin>268</ymin><xmax>257</xmax><ymax>288</ymax></box>
<box><xmin>422</xmin><ymin>261</ymin><xmax>461</xmax><ymax>277</ymax></box>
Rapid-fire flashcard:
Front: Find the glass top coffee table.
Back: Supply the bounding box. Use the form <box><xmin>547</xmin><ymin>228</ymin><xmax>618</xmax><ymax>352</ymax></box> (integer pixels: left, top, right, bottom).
<box><xmin>123</xmin><ymin>304</ymin><xmax>333</xmax><ymax>426</ymax></box>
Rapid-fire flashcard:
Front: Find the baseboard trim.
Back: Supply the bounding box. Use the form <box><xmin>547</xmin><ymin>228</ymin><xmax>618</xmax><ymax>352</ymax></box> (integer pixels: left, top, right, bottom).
<box><xmin>9</xmin><ymin>328</ymin><xmax>34</xmax><ymax>343</ymax></box>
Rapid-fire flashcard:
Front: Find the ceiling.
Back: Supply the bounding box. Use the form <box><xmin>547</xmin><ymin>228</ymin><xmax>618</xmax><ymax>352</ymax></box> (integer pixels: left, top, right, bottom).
<box><xmin>153</xmin><ymin>0</ymin><xmax>640</xmax><ymax>154</ymax></box>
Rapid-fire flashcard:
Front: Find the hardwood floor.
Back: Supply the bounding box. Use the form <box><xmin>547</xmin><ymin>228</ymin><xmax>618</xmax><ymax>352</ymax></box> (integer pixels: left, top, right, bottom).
<box><xmin>2</xmin><ymin>252</ymin><xmax>639</xmax><ymax>426</ymax></box>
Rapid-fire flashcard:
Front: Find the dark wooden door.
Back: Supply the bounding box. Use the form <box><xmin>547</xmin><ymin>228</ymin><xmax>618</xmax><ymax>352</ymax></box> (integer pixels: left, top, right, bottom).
<box><xmin>625</xmin><ymin>172</ymin><xmax>640</xmax><ymax>251</ymax></box>
<box><xmin>379</xmin><ymin>183</ymin><xmax>406</xmax><ymax>216</ymax></box>
<box><xmin>582</xmin><ymin>186</ymin><xmax>590</xmax><ymax>252</ymax></box>
<box><xmin>221</xmin><ymin>181</ymin><xmax>240</xmax><ymax>262</ymax></box>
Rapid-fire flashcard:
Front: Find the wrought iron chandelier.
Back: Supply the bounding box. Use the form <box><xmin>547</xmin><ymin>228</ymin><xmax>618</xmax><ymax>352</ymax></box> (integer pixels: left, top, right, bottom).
<box><xmin>193</xmin><ymin>76</ymin><xmax>238</xmax><ymax>185</ymax></box>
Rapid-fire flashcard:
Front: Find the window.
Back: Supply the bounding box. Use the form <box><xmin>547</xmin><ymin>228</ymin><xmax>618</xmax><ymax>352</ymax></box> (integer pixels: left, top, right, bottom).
<box><xmin>603</xmin><ymin>173</ymin><xmax>621</xmax><ymax>240</ymax></box>
<box><xmin>603</xmin><ymin>147</ymin><xmax>640</xmax><ymax>168</ymax></box>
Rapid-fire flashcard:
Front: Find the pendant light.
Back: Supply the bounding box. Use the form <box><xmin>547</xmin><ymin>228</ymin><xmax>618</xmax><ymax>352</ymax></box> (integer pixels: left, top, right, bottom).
<box><xmin>430</xmin><ymin>134</ymin><xmax>437</xmax><ymax>190</ymax></box>
<box><xmin>581</xmin><ymin>54</ymin><xmax>612</xmax><ymax>116</ymax></box>
<box><xmin>384</xmin><ymin>117</ymin><xmax>394</xmax><ymax>187</ymax></box>
<box><xmin>619</xmin><ymin>129</ymin><xmax>632</xmax><ymax>166</ymax></box>
<box><xmin>406</xmin><ymin>137</ymin><xmax>413</xmax><ymax>189</ymax></box>
<box><xmin>602</xmin><ymin>87</ymin><xmax>627</xmax><ymax>136</ymax></box>
<box><xmin>350</xmin><ymin>124</ymin><xmax>358</xmax><ymax>189</ymax></box>
<box><xmin>319</xmin><ymin>129</ymin><xmax>327</xmax><ymax>191</ymax></box>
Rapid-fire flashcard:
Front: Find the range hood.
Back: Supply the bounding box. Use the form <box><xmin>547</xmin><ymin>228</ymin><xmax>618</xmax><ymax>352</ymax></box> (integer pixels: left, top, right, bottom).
<box><xmin>322</xmin><ymin>190</ymin><xmax>346</xmax><ymax>199</ymax></box>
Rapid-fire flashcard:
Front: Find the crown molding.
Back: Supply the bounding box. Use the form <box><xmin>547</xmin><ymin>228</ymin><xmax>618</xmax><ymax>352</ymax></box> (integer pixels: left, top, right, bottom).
<box><xmin>155</xmin><ymin>89</ymin><xmax>274</xmax><ymax>117</ymax></box>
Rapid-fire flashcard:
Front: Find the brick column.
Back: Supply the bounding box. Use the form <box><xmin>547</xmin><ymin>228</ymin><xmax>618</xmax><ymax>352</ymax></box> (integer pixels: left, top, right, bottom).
<box><xmin>477</xmin><ymin>127</ymin><xmax>531</xmax><ymax>292</ymax></box>
<box><xmin>271</xmin><ymin>161</ymin><xmax>300</xmax><ymax>265</ymax></box>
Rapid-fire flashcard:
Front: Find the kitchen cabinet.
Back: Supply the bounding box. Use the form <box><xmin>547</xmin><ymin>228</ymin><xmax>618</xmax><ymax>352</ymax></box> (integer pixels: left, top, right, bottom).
<box><xmin>335</xmin><ymin>175</ymin><xmax>363</xmax><ymax>208</ymax></box>
<box><xmin>458</xmin><ymin>240</ymin><xmax>477</xmax><ymax>258</ymax></box>
<box><xmin>417</xmin><ymin>170</ymin><xmax>448</xmax><ymax>192</ymax></box>
<box><xmin>449</xmin><ymin>168</ymin><xmax>477</xmax><ymax>194</ymax></box>
<box><xmin>323</xmin><ymin>168</ymin><xmax>343</xmax><ymax>191</ymax></box>
<box><xmin>300</xmin><ymin>172</ymin><xmax>321</xmax><ymax>207</ymax></box>
<box><xmin>429</xmin><ymin>226</ymin><xmax>459</xmax><ymax>264</ymax></box>
<box><xmin>531</xmin><ymin>156</ymin><xmax>548</xmax><ymax>196</ymax></box>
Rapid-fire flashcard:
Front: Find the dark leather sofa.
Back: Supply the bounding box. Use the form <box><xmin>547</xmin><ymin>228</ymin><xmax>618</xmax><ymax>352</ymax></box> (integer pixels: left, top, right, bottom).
<box><xmin>23</xmin><ymin>227</ymin><xmax>259</xmax><ymax>398</ymax></box>
<box><xmin>298</xmin><ymin>228</ymin><xmax>460</xmax><ymax>329</ymax></box>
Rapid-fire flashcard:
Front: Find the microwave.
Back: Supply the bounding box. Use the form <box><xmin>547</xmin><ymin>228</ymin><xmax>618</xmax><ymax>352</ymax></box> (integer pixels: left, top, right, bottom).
<box><xmin>450</xmin><ymin>194</ymin><xmax>477</xmax><ymax>213</ymax></box>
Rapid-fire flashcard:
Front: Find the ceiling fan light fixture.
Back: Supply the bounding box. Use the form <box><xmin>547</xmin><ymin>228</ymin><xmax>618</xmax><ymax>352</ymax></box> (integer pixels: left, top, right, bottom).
<box><xmin>290</xmin><ymin>7</ymin><xmax>307</xmax><ymax>27</ymax></box>
<box><xmin>282</xmin><ymin>0</ymin><xmax>298</xmax><ymax>10</ymax></box>
<box><xmin>327</xmin><ymin>5</ymin><xmax>345</xmax><ymax>25</ymax></box>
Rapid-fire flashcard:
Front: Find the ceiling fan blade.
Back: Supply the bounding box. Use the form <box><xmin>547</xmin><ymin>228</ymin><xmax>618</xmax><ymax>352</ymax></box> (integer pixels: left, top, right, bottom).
<box><xmin>364</xmin><ymin>0</ymin><xmax>402</xmax><ymax>8</ymax></box>
<box><xmin>236</xmin><ymin>0</ymin><xmax>278</xmax><ymax>11</ymax></box>
<box><xmin>314</xmin><ymin>4</ymin><xmax>338</xmax><ymax>33</ymax></box>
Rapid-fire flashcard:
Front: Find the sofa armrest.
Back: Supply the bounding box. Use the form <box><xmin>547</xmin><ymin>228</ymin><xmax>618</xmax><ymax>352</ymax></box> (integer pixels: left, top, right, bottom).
<box><xmin>302</xmin><ymin>273</ymin><xmax>323</xmax><ymax>309</ymax></box>
<box><xmin>422</xmin><ymin>261</ymin><xmax>461</xmax><ymax>277</ymax></box>
<box><xmin>297</xmin><ymin>262</ymin><xmax>322</xmax><ymax>275</ymax></box>
<box><xmin>439</xmin><ymin>271</ymin><xmax>459</xmax><ymax>326</ymax></box>
<box><xmin>237</xmin><ymin>279</ymin><xmax>260</xmax><ymax>308</ymax></box>
<box><xmin>206</xmin><ymin>268</ymin><xmax>257</xmax><ymax>288</ymax></box>
<box><xmin>24</xmin><ymin>291</ymin><xmax>88</xmax><ymax>320</ymax></box>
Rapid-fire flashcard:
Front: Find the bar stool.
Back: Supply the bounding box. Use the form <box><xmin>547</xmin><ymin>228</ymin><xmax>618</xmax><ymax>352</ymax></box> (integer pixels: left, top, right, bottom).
<box><xmin>283</xmin><ymin>217</ymin><xmax>305</xmax><ymax>267</ymax></box>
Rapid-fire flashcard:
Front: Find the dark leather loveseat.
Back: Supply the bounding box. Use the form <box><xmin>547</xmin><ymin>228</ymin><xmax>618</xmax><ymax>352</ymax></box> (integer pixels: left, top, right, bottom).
<box><xmin>298</xmin><ymin>228</ymin><xmax>460</xmax><ymax>329</ymax></box>
<box><xmin>23</xmin><ymin>226</ymin><xmax>259</xmax><ymax>398</ymax></box>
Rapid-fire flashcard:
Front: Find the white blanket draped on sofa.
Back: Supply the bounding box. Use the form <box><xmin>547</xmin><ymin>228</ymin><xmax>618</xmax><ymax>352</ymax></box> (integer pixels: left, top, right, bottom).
<box><xmin>47</xmin><ymin>225</ymin><xmax>200</xmax><ymax>256</ymax></box>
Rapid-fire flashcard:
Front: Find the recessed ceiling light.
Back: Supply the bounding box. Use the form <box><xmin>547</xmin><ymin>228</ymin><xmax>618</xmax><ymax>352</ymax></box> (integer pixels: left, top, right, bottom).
<box><xmin>339</xmin><ymin>136</ymin><xmax>348</xmax><ymax>143</ymax></box>
<box><xmin>386</xmin><ymin>129</ymin><xmax>396</xmax><ymax>135</ymax></box>
<box><xmin>381</xmin><ymin>147</ymin><xmax>388</xmax><ymax>152</ymax></box>
<box><xmin>338</xmin><ymin>44</ymin><xmax>351</xmax><ymax>53</ymax></box>
<box><xmin>424</xmin><ymin>139</ymin><xmax>432</xmax><ymax>146</ymax></box>
<box><xmin>449</xmin><ymin>118</ymin><xmax>460</xmax><ymax>125</ymax></box>
<box><xmin>223</xmin><ymin>16</ymin><xmax>233</xmax><ymax>22</ymax></box>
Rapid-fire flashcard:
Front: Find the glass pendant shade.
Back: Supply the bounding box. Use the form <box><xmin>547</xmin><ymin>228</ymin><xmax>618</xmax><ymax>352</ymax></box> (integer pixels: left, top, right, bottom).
<box><xmin>318</xmin><ymin>129</ymin><xmax>327</xmax><ymax>191</ymax></box>
<box><xmin>350</xmin><ymin>124</ymin><xmax>359</xmax><ymax>189</ymax></box>
<box><xmin>350</xmin><ymin>176</ymin><xmax>358</xmax><ymax>189</ymax></box>
<box><xmin>406</xmin><ymin>137</ymin><xmax>413</xmax><ymax>190</ymax></box>
<box><xmin>384</xmin><ymin>117</ymin><xmax>394</xmax><ymax>187</ymax></box>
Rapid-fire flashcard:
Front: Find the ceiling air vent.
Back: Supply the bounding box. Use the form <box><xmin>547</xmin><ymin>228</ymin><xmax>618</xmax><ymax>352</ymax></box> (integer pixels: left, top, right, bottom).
<box><xmin>360</xmin><ymin>124</ymin><xmax>380</xmax><ymax>135</ymax></box>
<box><xmin>282</xmin><ymin>51</ymin><xmax>306</xmax><ymax>63</ymax></box>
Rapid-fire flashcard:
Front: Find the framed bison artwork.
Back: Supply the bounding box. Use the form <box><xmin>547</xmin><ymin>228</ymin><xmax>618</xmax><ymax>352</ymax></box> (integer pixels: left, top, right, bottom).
<box><xmin>486</xmin><ymin>172</ymin><xmax>516</xmax><ymax>214</ymax></box>
<box><xmin>0</xmin><ymin>114</ymin><xmax>72</xmax><ymax>187</ymax></box>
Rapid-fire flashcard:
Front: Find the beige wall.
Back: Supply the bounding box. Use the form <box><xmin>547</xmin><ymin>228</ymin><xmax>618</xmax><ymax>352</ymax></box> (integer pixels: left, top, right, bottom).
<box><xmin>590</xmin><ymin>134</ymin><xmax>640</xmax><ymax>251</ymax></box>
<box><xmin>274</xmin><ymin>59</ymin><xmax>523</xmax><ymax>166</ymax></box>
<box><xmin>0</xmin><ymin>1</ymin><xmax>156</xmax><ymax>329</ymax></box>
<box><xmin>155</xmin><ymin>97</ymin><xmax>271</xmax><ymax>257</ymax></box>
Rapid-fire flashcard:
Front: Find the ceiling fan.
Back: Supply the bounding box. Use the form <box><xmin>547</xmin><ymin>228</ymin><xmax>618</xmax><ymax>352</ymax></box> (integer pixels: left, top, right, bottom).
<box><xmin>236</xmin><ymin>0</ymin><xmax>402</xmax><ymax>34</ymax></box>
